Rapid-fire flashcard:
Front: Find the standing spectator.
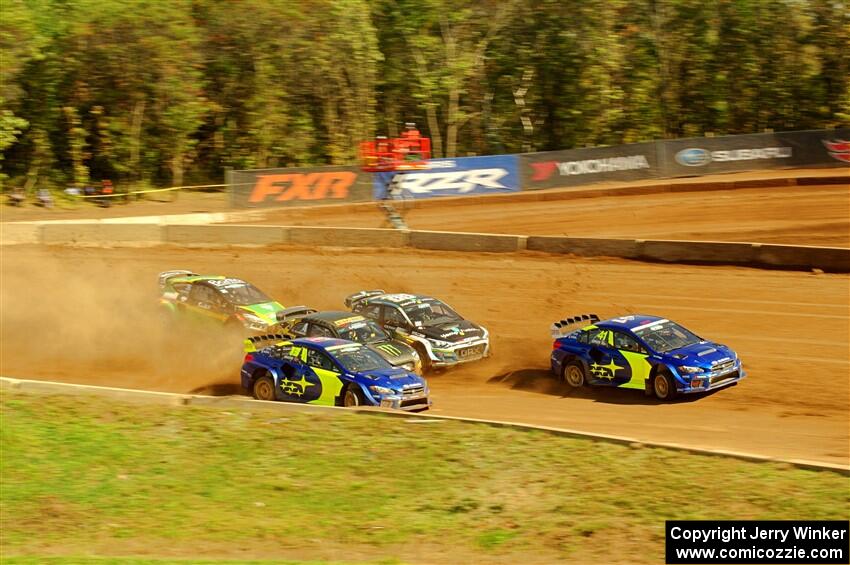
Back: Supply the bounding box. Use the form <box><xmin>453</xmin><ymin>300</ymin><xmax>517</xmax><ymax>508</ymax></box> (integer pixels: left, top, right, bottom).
<box><xmin>36</xmin><ymin>188</ymin><xmax>53</xmax><ymax>208</ymax></box>
<box><xmin>8</xmin><ymin>187</ymin><xmax>25</xmax><ymax>207</ymax></box>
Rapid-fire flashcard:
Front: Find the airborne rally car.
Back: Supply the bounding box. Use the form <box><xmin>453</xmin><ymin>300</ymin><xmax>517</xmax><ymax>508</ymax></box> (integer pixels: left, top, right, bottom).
<box><xmin>345</xmin><ymin>290</ymin><xmax>490</xmax><ymax>369</ymax></box>
<box><xmin>241</xmin><ymin>335</ymin><xmax>431</xmax><ymax>411</ymax></box>
<box><xmin>550</xmin><ymin>314</ymin><xmax>744</xmax><ymax>400</ymax></box>
<box><xmin>158</xmin><ymin>270</ymin><xmax>286</xmax><ymax>332</ymax></box>
<box><xmin>275</xmin><ymin>309</ymin><xmax>422</xmax><ymax>373</ymax></box>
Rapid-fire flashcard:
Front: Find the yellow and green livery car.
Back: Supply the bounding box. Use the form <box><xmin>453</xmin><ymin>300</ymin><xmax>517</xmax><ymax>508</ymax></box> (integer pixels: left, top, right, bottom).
<box><xmin>158</xmin><ymin>270</ymin><xmax>286</xmax><ymax>332</ymax></box>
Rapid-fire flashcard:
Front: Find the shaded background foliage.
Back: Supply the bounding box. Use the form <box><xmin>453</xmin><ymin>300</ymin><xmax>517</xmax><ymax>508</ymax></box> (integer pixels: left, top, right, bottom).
<box><xmin>0</xmin><ymin>0</ymin><xmax>847</xmax><ymax>190</ymax></box>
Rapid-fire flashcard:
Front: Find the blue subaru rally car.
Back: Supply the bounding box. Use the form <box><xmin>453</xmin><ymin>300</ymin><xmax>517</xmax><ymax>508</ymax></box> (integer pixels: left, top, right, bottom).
<box><xmin>550</xmin><ymin>314</ymin><xmax>744</xmax><ymax>400</ymax></box>
<box><xmin>241</xmin><ymin>335</ymin><xmax>431</xmax><ymax>411</ymax></box>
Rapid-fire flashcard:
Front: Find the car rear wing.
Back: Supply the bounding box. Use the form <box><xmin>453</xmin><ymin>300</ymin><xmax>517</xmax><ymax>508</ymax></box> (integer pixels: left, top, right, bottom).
<box><xmin>158</xmin><ymin>269</ymin><xmax>197</xmax><ymax>290</ymax></box>
<box><xmin>344</xmin><ymin>289</ymin><xmax>386</xmax><ymax>309</ymax></box>
<box><xmin>550</xmin><ymin>314</ymin><xmax>599</xmax><ymax>338</ymax></box>
<box><xmin>243</xmin><ymin>334</ymin><xmax>288</xmax><ymax>353</ymax></box>
<box><xmin>275</xmin><ymin>306</ymin><xmax>318</xmax><ymax>323</ymax></box>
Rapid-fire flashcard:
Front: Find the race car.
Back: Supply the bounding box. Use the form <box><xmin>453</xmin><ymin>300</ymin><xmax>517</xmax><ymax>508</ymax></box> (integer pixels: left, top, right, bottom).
<box><xmin>550</xmin><ymin>314</ymin><xmax>744</xmax><ymax>400</ymax></box>
<box><xmin>241</xmin><ymin>335</ymin><xmax>431</xmax><ymax>411</ymax></box>
<box><xmin>274</xmin><ymin>309</ymin><xmax>422</xmax><ymax>373</ymax></box>
<box><xmin>344</xmin><ymin>290</ymin><xmax>489</xmax><ymax>369</ymax></box>
<box><xmin>158</xmin><ymin>270</ymin><xmax>288</xmax><ymax>332</ymax></box>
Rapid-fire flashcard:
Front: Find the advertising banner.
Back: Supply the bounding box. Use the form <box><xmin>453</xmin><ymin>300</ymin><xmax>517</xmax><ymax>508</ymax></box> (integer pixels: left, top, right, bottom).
<box><xmin>660</xmin><ymin>129</ymin><xmax>850</xmax><ymax>177</ymax></box>
<box><xmin>520</xmin><ymin>142</ymin><xmax>661</xmax><ymax>190</ymax></box>
<box><xmin>372</xmin><ymin>155</ymin><xmax>520</xmax><ymax>199</ymax></box>
<box><xmin>230</xmin><ymin>165</ymin><xmax>373</xmax><ymax>208</ymax></box>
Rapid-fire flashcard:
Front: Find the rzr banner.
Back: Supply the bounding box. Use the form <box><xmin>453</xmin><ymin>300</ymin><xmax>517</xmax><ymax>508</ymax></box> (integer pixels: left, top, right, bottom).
<box><xmin>520</xmin><ymin>142</ymin><xmax>660</xmax><ymax>190</ymax></box>
<box><xmin>660</xmin><ymin>129</ymin><xmax>850</xmax><ymax>177</ymax></box>
<box><xmin>372</xmin><ymin>155</ymin><xmax>520</xmax><ymax>199</ymax></box>
<box><xmin>230</xmin><ymin>165</ymin><xmax>373</xmax><ymax>208</ymax></box>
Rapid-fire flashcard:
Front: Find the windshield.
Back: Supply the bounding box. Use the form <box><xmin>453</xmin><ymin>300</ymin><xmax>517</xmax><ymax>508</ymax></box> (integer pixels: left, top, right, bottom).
<box><xmin>405</xmin><ymin>299</ymin><xmax>461</xmax><ymax>326</ymax></box>
<box><xmin>334</xmin><ymin>347</ymin><xmax>392</xmax><ymax>372</ymax></box>
<box><xmin>219</xmin><ymin>283</ymin><xmax>272</xmax><ymax>306</ymax></box>
<box><xmin>633</xmin><ymin>320</ymin><xmax>701</xmax><ymax>353</ymax></box>
<box><xmin>337</xmin><ymin>319</ymin><xmax>389</xmax><ymax>344</ymax></box>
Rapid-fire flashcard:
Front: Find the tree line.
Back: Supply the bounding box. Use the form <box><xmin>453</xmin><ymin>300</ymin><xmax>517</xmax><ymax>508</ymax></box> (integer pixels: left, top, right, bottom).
<box><xmin>1</xmin><ymin>0</ymin><xmax>847</xmax><ymax>191</ymax></box>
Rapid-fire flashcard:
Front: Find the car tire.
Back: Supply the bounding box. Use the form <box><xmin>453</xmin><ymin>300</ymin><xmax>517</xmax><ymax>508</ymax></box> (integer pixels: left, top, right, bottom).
<box><xmin>563</xmin><ymin>361</ymin><xmax>586</xmax><ymax>388</ymax></box>
<box><xmin>252</xmin><ymin>375</ymin><xmax>276</xmax><ymax>401</ymax></box>
<box><xmin>653</xmin><ymin>372</ymin><xmax>678</xmax><ymax>401</ymax></box>
<box><xmin>343</xmin><ymin>385</ymin><xmax>364</xmax><ymax>408</ymax></box>
<box><xmin>413</xmin><ymin>344</ymin><xmax>431</xmax><ymax>372</ymax></box>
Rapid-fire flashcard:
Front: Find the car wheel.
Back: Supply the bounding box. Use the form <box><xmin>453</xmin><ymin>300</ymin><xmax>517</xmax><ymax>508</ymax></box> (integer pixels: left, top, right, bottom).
<box><xmin>252</xmin><ymin>375</ymin><xmax>276</xmax><ymax>401</ymax></box>
<box><xmin>343</xmin><ymin>386</ymin><xmax>364</xmax><ymax>407</ymax></box>
<box><xmin>653</xmin><ymin>372</ymin><xmax>678</xmax><ymax>401</ymax></box>
<box><xmin>413</xmin><ymin>344</ymin><xmax>431</xmax><ymax>372</ymax></box>
<box><xmin>563</xmin><ymin>361</ymin><xmax>586</xmax><ymax>388</ymax></box>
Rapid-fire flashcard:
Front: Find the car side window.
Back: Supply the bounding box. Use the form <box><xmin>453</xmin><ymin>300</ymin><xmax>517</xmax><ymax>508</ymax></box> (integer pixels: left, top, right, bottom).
<box><xmin>290</xmin><ymin>321</ymin><xmax>309</xmax><ymax>336</ymax></box>
<box><xmin>308</xmin><ymin>324</ymin><xmax>335</xmax><ymax>338</ymax></box>
<box><xmin>576</xmin><ymin>330</ymin><xmax>590</xmax><ymax>344</ymax></box>
<box><xmin>383</xmin><ymin>306</ymin><xmax>408</xmax><ymax>328</ymax></box>
<box><xmin>360</xmin><ymin>304</ymin><xmax>381</xmax><ymax>321</ymax></box>
<box><xmin>588</xmin><ymin>328</ymin><xmax>613</xmax><ymax>348</ymax></box>
<box><xmin>306</xmin><ymin>348</ymin><xmax>337</xmax><ymax>372</ymax></box>
<box><xmin>189</xmin><ymin>284</ymin><xmax>214</xmax><ymax>303</ymax></box>
<box><xmin>613</xmin><ymin>331</ymin><xmax>647</xmax><ymax>354</ymax></box>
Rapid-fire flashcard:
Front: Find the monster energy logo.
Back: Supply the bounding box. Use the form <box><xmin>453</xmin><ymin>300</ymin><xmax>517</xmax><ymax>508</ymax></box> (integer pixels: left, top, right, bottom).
<box><xmin>280</xmin><ymin>375</ymin><xmax>314</xmax><ymax>397</ymax></box>
<box><xmin>376</xmin><ymin>344</ymin><xmax>402</xmax><ymax>356</ymax></box>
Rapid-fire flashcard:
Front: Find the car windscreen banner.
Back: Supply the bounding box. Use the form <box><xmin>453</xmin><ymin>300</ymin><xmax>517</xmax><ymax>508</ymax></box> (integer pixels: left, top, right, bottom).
<box><xmin>371</xmin><ymin>155</ymin><xmax>520</xmax><ymax>199</ymax></box>
<box><xmin>520</xmin><ymin>142</ymin><xmax>660</xmax><ymax>190</ymax></box>
<box><xmin>229</xmin><ymin>165</ymin><xmax>373</xmax><ymax>208</ymax></box>
<box><xmin>660</xmin><ymin>129</ymin><xmax>850</xmax><ymax>177</ymax></box>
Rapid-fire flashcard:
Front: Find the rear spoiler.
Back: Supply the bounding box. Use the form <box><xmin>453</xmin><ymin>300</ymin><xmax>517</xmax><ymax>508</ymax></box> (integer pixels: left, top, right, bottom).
<box><xmin>158</xmin><ymin>269</ymin><xmax>197</xmax><ymax>289</ymax></box>
<box><xmin>550</xmin><ymin>314</ymin><xmax>599</xmax><ymax>338</ymax></box>
<box><xmin>344</xmin><ymin>289</ymin><xmax>386</xmax><ymax>309</ymax></box>
<box><xmin>244</xmin><ymin>334</ymin><xmax>288</xmax><ymax>353</ymax></box>
<box><xmin>275</xmin><ymin>306</ymin><xmax>318</xmax><ymax>323</ymax></box>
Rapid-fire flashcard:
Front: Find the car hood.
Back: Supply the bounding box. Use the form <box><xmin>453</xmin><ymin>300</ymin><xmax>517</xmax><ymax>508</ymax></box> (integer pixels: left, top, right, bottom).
<box><xmin>238</xmin><ymin>302</ymin><xmax>285</xmax><ymax>325</ymax></box>
<box><xmin>366</xmin><ymin>340</ymin><xmax>417</xmax><ymax>366</ymax></box>
<box><xmin>414</xmin><ymin>320</ymin><xmax>486</xmax><ymax>344</ymax></box>
<box><xmin>359</xmin><ymin>367</ymin><xmax>427</xmax><ymax>390</ymax></box>
<box><xmin>665</xmin><ymin>341</ymin><xmax>737</xmax><ymax>369</ymax></box>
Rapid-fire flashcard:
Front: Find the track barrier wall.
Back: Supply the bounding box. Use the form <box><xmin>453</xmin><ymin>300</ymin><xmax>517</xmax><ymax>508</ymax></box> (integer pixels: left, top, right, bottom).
<box><xmin>2</xmin><ymin>376</ymin><xmax>846</xmax><ymax>475</ymax></box>
<box><xmin>5</xmin><ymin>220</ymin><xmax>849</xmax><ymax>272</ymax></box>
<box><xmin>229</xmin><ymin>128</ymin><xmax>848</xmax><ymax>206</ymax></box>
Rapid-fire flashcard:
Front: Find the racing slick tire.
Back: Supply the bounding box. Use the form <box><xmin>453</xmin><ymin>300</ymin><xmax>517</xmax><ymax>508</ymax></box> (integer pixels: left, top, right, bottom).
<box><xmin>343</xmin><ymin>385</ymin><xmax>365</xmax><ymax>407</ymax></box>
<box><xmin>252</xmin><ymin>375</ymin><xmax>276</xmax><ymax>402</ymax></box>
<box><xmin>563</xmin><ymin>360</ymin><xmax>587</xmax><ymax>388</ymax></box>
<box><xmin>653</xmin><ymin>372</ymin><xmax>678</xmax><ymax>401</ymax></box>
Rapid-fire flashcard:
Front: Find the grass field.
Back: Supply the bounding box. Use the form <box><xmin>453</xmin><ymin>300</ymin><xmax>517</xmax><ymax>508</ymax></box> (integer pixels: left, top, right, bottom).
<box><xmin>1</xmin><ymin>390</ymin><xmax>848</xmax><ymax>564</ymax></box>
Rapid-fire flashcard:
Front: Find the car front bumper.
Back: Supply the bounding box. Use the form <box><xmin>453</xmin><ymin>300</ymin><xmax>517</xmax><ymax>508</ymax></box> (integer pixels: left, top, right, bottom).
<box><xmin>679</xmin><ymin>362</ymin><xmax>746</xmax><ymax>394</ymax></box>
<box><xmin>431</xmin><ymin>340</ymin><xmax>490</xmax><ymax>367</ymax></box>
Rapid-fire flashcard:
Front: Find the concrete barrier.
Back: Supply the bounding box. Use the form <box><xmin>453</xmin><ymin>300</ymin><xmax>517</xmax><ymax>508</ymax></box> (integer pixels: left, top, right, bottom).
<box><xmin>288</xmin><ymin>226</ymin><xmax>408</xmax><ymax>248</ymax></box>
<box><xmin>409</xmin><ymin>230</ymin><xmax>524</xmax><ymax>253</ymax></box>
<box><xmin>0</xmin><ymin>222</ymin><xmax>42</xmax><ymax>244</ymax></box>
<box><xmin>163</xmin><ymin>224</ymin><xmax>287</xmax><ymax>246</ymax></box>
<box><xmin>639</xmin><ymin>240</ymin><xmax>757</xmax><ymax>265</ymax></box>
<box><xmin>526</xmin><ymin>236</ymin><xmax>642</xmax><ymax>258</ymax></box>
<box><xmin>753</xmin><ymin>244</ymin><xmax>850</xmax><ymax>272</ymax></box>
<box><xmin>41</xmin><ymin>223</ymin><xmax>163</xmax><ymax>245</ymax></box>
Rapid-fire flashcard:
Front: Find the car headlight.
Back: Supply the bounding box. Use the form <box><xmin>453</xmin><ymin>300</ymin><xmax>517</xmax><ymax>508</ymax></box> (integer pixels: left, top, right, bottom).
<box><xmin>677</xmin><ymin>365</ymin><xmax>705</xmax><ymax>375</ymax></box>
<box><xmin>241</xmin><ymin>313</ymin><xmax>267</xmax><ymax>324</ymax></box>
<box><xmin>369</xmin><ymin>385</ymin><xmax>396</xmax><ymax>396</ymax></box>
<box><xmin>430</xmin><ymin>340</ymin><xmax>454</xmax><ymax>350</ymax></box>
<box><xmin>401</xmin><ymin>362</ymin><xmax>415</xmax><ymax>371</ymax></box>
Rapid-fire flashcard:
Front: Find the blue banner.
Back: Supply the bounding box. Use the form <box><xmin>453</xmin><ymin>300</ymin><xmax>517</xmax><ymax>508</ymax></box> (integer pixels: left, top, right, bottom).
<box><xmin>372</xmin><ymin>155</ymin><xmax>520</xmax><ymax>199</ymax></box>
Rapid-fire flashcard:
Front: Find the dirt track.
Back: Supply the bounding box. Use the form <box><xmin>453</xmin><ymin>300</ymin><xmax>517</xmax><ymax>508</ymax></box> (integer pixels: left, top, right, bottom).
<box><xmin>2</xmin><ymin>245</ymin><xmax>847</xmax><ymax>466</ymax></box>
<box><xmin>249</xmin><ymin>183</ymin><xmax>850</xmax><ymax>247</ymax></box>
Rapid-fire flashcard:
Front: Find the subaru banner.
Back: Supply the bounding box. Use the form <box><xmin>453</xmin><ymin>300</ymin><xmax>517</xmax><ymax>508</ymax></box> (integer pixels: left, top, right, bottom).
<box><xmin>661</xmin><ymin>129</ymin><xmax>850</xmax><ymax>177</ymax></box>
<box><xmin>520</xmin><ymin>141</ymin><xmax>661</xmax><ymax>190</ymax></box>
<box><xmin>372</xmin><ymin>155</ymin><xmax>520</xmax><ymax>200</ymax></box>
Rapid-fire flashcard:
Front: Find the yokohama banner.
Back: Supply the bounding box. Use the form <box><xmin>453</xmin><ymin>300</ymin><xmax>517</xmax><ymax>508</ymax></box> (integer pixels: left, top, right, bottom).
<box><xmin>520</xmin><ymin>142</ymin><xmax>661</xmax><ymax>190</ymax></box>
<box><xmin>229</xmin><ymin>165</ymin><xmax>373</xmax><ymax>208</ymax></box>
<box><xmin>660</xmin><ymin>129</ymin><xmax>850</xmax><ymax>177</ymax></box>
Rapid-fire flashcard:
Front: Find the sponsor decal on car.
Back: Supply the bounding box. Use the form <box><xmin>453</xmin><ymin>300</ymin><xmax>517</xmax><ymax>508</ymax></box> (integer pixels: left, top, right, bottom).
<box><xmin>822</xmin><ymin>139</ymin><xmax>850</xmax><ymax>163</ymax></box>
<box><xmin>249</xmin><ymin>171</ymin><xmax>357</xmax><ymax>202</ymax></box>
<box><xmin>674</xmin><ymin>146</ymin><xmax>792</xmax><ymax>166</ymax></box>
<box><xmin>530</xmin><ymin>155</ymin><xmax>651</xmax><ymax>181</ymax></box>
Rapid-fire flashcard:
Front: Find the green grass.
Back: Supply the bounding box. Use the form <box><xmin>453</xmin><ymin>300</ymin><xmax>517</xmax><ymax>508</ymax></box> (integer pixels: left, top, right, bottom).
<box><xmin>1</xmin><ymin>390</ymin><xmax>848</xmax><ymax>564</ymax></box>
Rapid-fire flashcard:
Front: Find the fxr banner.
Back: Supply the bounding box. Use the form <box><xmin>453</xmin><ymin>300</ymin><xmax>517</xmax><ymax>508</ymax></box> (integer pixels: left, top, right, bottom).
<box><xmin>229</xmin><ymin>165</ymin><xmax>373</xmax><ymax>208</ymax></box>
<box><xmin>520</xmin><ymin>141</ymin><xmax>661</xmax><ymax>190</ymax></box>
